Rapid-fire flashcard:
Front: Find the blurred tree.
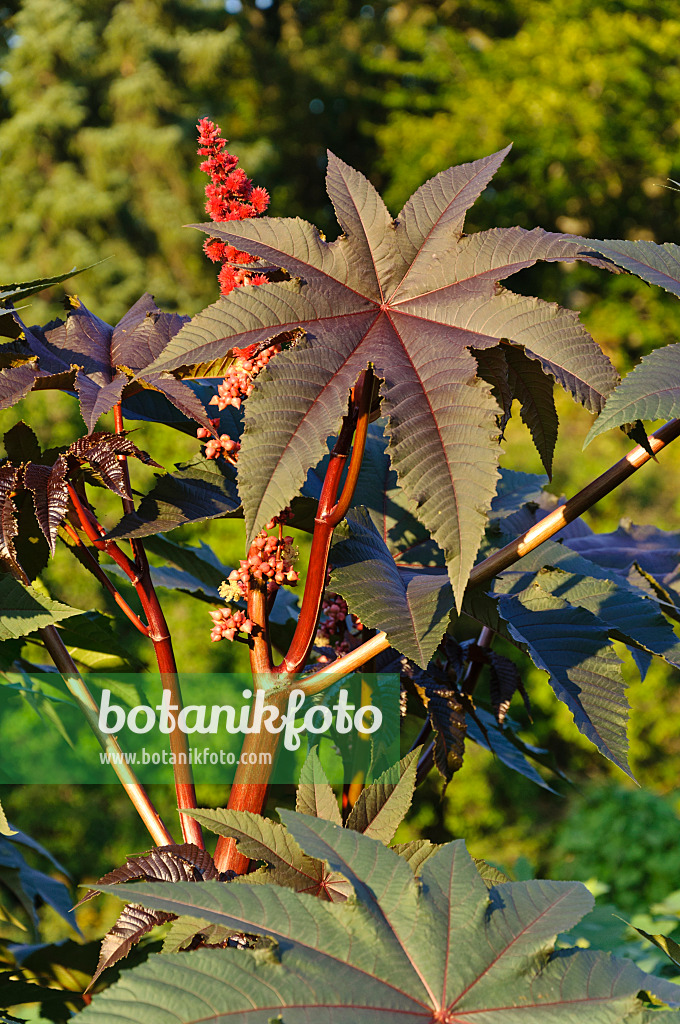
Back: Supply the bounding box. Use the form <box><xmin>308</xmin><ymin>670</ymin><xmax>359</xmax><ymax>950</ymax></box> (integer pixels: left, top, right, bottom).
<box><xmin>4</xmin><ymin>0</ymin><xmax>680</xmax><ymax>350</ymax></box>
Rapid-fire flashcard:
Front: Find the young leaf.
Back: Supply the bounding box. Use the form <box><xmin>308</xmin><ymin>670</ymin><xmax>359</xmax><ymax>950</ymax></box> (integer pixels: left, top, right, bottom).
<box><xmin>90</xmin><ymin>902</ymin><xmax>174</xmax><ymax>987</ymax></box>
<box><xmin>345</xmin><ymin>748</ymin><xmax>419</xmax><ymax>842</ymax></box>
<box><xmin>140</xmin><ymin>152</ymin><xmax>617</xmax><ymax>609</ymax></box>
<box><xmin>296</xmin><ymin>746</ymin><xmax>342</xmax><ymax>825</ymax></box>
<box><xmin>413</xmin><ymin>676</ymin><xmax>467</xmax><ymax>785</ymax></box>
<box><xmin>330</xmin><ymin>507</ymin><xmax>454</xmax><ymax>667</ymax></box>
<box><xmin>585</xmin><ymin>344</ymin><xmax>680</xmax><ymax>447</ymax></box>
<box><xmin>80</xmin><ymin>823</ymin><xmax>680</xmax><ymax>1022</ymax></box>
<box><xmin>183</xmin><ymin>808</ymin><xmax>337</xmax><ymax>898</ymax></box>
<box><xmin>488</xmin><ymin>651</ymin><xmax>530</xmax><ymax>724</ymax></box>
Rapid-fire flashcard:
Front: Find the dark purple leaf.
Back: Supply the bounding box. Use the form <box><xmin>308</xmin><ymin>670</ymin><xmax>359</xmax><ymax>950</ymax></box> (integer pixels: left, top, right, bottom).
<box><xmin>488</xmin><ymin>650</ymin><xmax>531</xmax><ymax>724</ymax></box>
<box><xmin>0</xmin><ymin>464</ymin><xmax>21</xmax><ymax>574</ymax></box>
<box><xmin>106</xmin><ymin>456</ymin><xmax>240</xmax><ymax>540</ymax></box>
<box><xmin>23</xmin><ymin>459</ymin><xmax>69</xmax><ymax>554</ymax></box>
<box><xmin>74</xmin><ymin>369</ymin><xmax>128</xmax><ymax>433</ymax></box>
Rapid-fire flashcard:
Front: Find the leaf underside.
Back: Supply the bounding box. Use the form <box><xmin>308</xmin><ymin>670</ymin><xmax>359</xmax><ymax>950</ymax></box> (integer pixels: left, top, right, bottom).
<box><xmin>137</xmin><ymin>150</ymin><xmax>617</xmax><ymax>608</ymax></box>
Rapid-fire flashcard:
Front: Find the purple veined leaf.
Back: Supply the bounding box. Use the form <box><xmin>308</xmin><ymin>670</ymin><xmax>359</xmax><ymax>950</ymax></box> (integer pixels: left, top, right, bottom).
<box><xmin>0</xmin><ymin>362</ymin><xmax>42</xmax><ymax>411</ymax></box>
<box><xmin>67</xmin><ymin>433</ymin><xmax>161</xmax><ymax>500</ymax></box>
<box><xmin>139</xmin><ymin>152</ymin><xmax>618</xmax><ymax>609</ymax></box>
<box><xmin>79</xmin><ymin>819</ymin><xmax>680</xmax><ymax>1022</ymax></box>
<box><xmin>75</xmin><ymin>369</ymin><xmax>128</xmax><ymax>433</ymax></box>
<box><xmin>110</xmin><ymin>293</ymin><xmax>190</xmax><ymax>371</ymax></box>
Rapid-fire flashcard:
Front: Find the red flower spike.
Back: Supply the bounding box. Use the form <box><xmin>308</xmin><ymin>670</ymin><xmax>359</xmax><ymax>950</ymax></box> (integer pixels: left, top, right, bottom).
<box><xmin>196</xmin><ymin>117</ymin><xmax>270</xmax><ymax>296</ymax></box>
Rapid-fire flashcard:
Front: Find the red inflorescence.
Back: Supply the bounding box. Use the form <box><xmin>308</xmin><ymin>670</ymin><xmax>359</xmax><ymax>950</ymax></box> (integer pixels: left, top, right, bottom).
<box><xmin>197</xmin><ymin>117</ymin><xmax>270</xmax><ymax>297</ymax></box>
<box><xmin>211</xmin><ymin>513</ymin><xmax>299</xmax><ymax>644</ymax></box>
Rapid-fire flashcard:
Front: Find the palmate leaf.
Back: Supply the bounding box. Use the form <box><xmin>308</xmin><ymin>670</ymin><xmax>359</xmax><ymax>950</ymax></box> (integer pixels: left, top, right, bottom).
<box><xmin>80</xmin><ymin>817</ymin><xmax>680</xmax><ymax>1023</ymax></box>
<box><xmin>7</xmin><ymin>294</ymin><xmax>216</xmax><ymax>431</ymax></box>
<box><xmin>138</xmin><ymin>150</ymin><xmax>617</xmax><ymax>609</ymax></box>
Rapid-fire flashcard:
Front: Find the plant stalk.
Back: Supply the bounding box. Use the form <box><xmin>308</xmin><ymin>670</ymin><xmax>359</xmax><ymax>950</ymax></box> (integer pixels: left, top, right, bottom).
<box><xmin>38</xmin><ymin>624</ymin><xmax>173</xmax><ymax>846</ymax></box>
<box><xmin>112</xmin><ymin>402</ymin><xmax>203</xmax><ymax>849</ymax></box>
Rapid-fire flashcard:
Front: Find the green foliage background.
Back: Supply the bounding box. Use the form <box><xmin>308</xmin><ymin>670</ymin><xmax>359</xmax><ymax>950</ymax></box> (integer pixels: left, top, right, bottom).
<box><xmin>3</xmin><ymin>0</ymin><xmax>680</xmax><ymax>948</ymax></box>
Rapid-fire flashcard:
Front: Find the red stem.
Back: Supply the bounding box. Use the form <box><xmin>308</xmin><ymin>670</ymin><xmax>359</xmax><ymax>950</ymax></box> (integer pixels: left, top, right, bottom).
<box><xmin>112</xmin><ymin>403</ymin><xmax>204</xmax><ymax>849</ymax></box>
<box><xmin>61</xmin><ymin>522</ymin><xmax>150</xmax><ymax>636</ymax></box>
<box><xmin>214</xmin><ymin>372</ymin><xmax>373</xmax><ymax>873</ymax></box>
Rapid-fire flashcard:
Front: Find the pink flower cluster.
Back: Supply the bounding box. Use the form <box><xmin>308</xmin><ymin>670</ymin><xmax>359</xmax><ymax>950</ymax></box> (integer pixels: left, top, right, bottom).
<box><xmin>209</xmin><ymin>607</ymin><xmax>256</xmax><ymax>643</ymax></box>
<box><xmin>197</xmin><ymin>420</ymin><xmax>241</xmax><ymax>462</ymax></box>
<box><xmin>211</xmin><ymin>512</ymin><xmax>299</xmax><ymax>644</ymax></box>
<box><xmin>209</xmin><ymin>341</ymin><xmax>282</xmax><ymax>412</ymax></box>
<box><xmin>197</xmin><ymin>117</ymin><xmax>270</xmax><ymax>297</ymax></box>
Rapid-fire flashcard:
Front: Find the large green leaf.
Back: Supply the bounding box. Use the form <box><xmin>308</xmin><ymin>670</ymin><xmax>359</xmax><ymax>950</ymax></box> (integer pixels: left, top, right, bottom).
<box><xmin>585</xmin><ymin>344</ymin><xmax>680</xmax><ymax>446</ymax></box>
<box><xmin>138</xmin><ymin>151</ymin><xmax>617</xmax><ymax>609</ymax></box>
<box><xmin>330</xmin><ymin>507</ymin><xmax>454</xmax><ymax>667</ymax></box>
<box><xmin>0</xmin><ymin>576</ymin><xmax>81</xmax><ymax>640</ymax></box>
<box><xmin>80</xmin><ymin>818</ymin><xmax>680</xmax><ymax>1022</ymax></box>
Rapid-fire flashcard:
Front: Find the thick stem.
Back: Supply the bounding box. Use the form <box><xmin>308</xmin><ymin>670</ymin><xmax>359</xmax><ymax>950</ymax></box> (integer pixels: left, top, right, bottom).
<box><xmin>39</xmin><ymin>625</ymin><xmax>173</xmax><ymax>846</ymax></box>
<box><xmin>216</xmin><ymin>375</ymin><xmax>372</xmax><ymax>870</ymax></box>
<box><xmin>213</xmin><ymin>691</ymin><xmax>288</xmax><ymax>874</ymax></box>
<box><xmin>277</xmin><ymin>411</ymin><xmax>357</xmax><ymax>676</ymax></box>
<box><xmin>112</xmin><ymin>402</ymin><xmax>203</xmax><ymax>850</ymax></box>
